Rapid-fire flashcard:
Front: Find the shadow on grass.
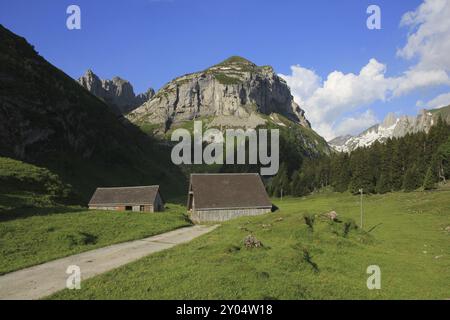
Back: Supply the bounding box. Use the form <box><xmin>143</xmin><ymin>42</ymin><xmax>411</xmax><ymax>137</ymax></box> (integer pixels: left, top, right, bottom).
<box><xmin>367</xmin><ymin>223</ymin><xmax>383</xmax><ymax>233</ymax></box>
<box><xmin>0</xmin><ymin>205</ymin><xmax>87</xmax><ymax>222</ymax></box>
<box><xmin>0</xmin><ymin>192</ymin><xmax>88</xmax><ymax>222</ymax></box>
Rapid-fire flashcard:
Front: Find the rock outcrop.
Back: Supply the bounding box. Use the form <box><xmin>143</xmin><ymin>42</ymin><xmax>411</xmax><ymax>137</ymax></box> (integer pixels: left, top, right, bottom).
<box><xmin>78</xmin><ymin>70</ymin><xmax>154</xmax><ymax>114</ymax></box>
<box><xmin>128</xmin><ymin>56</ymin><xmax>311</xmax><ymax>131</ymax></box>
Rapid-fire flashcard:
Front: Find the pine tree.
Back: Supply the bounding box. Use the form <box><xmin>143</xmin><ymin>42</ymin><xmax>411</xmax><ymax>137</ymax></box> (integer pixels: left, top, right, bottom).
<box><xmin>349</xmin><ymin>150</ymin><xmax>375</xmax><ymax>194</ymax></box>
<box><xmin>270</xmin><ymin>164</ymin><xmax>290</xmax><ymax>197</ymax></box>
<box><xmin>423</xmin><ymin>166</ymin><xmax>437</xmax><ymax>190</ymax></box>
<box><xmin>291</xmin><ymin>171</ymin><xmax>310</xmax><ymax>197</ymax></box>
<box><xmin>376</xmin><ymin>173</ymin><xmax>390</xmax><ymax>194</ymax></box>
<box><xmin>436</xmin><ymin>137</ymin><xmax>450</xmax><ymax>182</ymax></box>
<box><xmin>403</xmin><ymin>165</ymin><xmax>419</xmax><ymax>192</ymax></box>
<box><xmin>331</xmin><ymin>153</ymin><xmax>351</xmax><ymax>192</ymax></box>
<box><xmin>390</xmin><ymin>140</ymin><xmax>404</xmax><ymax>191</ymax></box>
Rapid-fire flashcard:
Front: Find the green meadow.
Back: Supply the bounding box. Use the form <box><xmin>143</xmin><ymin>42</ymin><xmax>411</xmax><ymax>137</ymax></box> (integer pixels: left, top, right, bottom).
<box><xmin>0</xmin><ymin>156</ymin><xmax>191</xmax><ymax>275</ymax></box>
<box><xmin>0</xmin><ymin>205</ymin><xmax>190</xmax><ymax>275</ymax></box>
<box><xmin>49</xmin><ymin>187</ymin><xmax>450</xmax><ymax>300</ymax></box>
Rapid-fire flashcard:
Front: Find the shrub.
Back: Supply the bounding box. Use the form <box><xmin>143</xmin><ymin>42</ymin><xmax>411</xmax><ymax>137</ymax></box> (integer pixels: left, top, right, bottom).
<box><xmin>302</xmin><ymin>247</ymin><xmax>319</xmax><ymax>273</ymax></box>
<box><xmin>342</xmin><ymin>219</ymin><xmax>358</xmax><ymax>237</ymax></box>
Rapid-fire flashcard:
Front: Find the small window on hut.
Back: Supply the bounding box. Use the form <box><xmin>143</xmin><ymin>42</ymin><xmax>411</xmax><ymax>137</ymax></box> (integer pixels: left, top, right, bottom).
<box><xmin>140</xmin><ymin>205</ymin><xmax>145</xmax><ymax>212</ymax></box>
<box><xmin>125</xmin><ymin>206</ymin><xmax>132</xmax><ymax>211</ymax></box>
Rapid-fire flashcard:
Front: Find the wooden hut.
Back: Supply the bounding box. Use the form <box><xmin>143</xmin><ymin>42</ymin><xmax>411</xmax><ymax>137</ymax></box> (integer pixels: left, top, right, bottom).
<box><xmin>88</xmin><ymin>186</ymin><xmax>164</xmax><ymax>212</ymax></box>
<box><xmin>187</xmin><ymin>173</ymin><xmax>272</xmax><ymax>223</ymax></box>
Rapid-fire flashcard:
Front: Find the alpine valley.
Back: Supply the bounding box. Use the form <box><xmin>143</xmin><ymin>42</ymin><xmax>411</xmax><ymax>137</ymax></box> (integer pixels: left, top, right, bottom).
<box><xmin>0</xmin><ymin>25</ymin><xmax>329</xmax><ymax>204</ymax></box>
<box><xmin>1</xmin><ymin>1</ymin><xmax>450</xmax><ymax>301</ymax></box>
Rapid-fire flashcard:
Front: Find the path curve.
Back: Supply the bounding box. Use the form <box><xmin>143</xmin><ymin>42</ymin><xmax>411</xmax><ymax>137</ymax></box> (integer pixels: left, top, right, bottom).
<box><xmin>0</xmin><ymin>225</ymin><xmax>218</xmax><ymax>300</ymax></box>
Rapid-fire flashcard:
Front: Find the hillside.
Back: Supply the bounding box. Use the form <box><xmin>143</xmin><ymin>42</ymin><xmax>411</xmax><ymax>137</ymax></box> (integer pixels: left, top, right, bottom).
<box><xmin>0</xmin><ymin>25</ymin><xmax>185</xmax><ymax>202</ymax></box>
<box><xmin>0</xmin><ymin>157</ymin><xmax>72</xmax><ymax>214</ymax></box>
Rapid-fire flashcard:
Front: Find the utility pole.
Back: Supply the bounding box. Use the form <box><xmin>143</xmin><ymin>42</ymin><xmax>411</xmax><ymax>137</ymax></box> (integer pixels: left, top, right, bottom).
<box><xmin>280</xmin><ymin>188</ymin><xmax>283</xmax><ymax>201</ymax></box>
<box><xmin>359</xmin><ymin>188</ymin><xmax>363</xmax><ymax>229</ymax></box>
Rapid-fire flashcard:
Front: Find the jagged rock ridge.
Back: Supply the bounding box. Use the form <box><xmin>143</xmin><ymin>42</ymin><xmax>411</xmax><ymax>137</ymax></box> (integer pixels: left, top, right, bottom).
<box><xmin>78</xmin><ymin>70</ymin><xmax>154</xmax><ymax>114</ymax></box>
<box><xmin>329</xmin><ymin>106</ymin><xmax>450</xmax><ymax>152</ymax></box>
<box><xmin>128</xmin><ymin>56</ymin><xmax>311</xmax><ymax>131</ymax></box>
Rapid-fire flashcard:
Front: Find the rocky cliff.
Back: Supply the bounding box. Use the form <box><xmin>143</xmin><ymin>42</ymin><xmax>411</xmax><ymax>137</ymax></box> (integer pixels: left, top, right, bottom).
<box><xmin>78</xmin><ymin>70</ymin><xmax>154</xmax><ymax>114</ymax></box>
<box><xmin>128</xmin><ymin>56</ymin><xmax>311</xmax><ymax>131</ymax></box>
<box><xmin>329</xmin><ymin>106</ymin><xmax>450</xmax><ymax>152</ymax></box>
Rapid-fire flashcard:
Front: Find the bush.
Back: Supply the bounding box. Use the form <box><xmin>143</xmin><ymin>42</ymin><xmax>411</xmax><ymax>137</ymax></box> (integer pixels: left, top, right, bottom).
<box><xmin>59</xmin><ymin>232</ymin><xmax>98</xmax><ymax>248</ymax></box>
<box><xmin>342</xmin><ymin>219</ymin><xmax>358</xmax><ymax>237</ymax></box>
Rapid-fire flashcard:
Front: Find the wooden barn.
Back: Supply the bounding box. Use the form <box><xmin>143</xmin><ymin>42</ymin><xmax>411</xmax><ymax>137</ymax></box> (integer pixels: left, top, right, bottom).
<box><xmin>88</xmin><ymin>186</ymin><xmax>165</xmax><ymax>212</ymax></box>
<box><xmin>187</xmin><ymin>173</ymin><xmax>272</xmax><ymax>223</ymax></box>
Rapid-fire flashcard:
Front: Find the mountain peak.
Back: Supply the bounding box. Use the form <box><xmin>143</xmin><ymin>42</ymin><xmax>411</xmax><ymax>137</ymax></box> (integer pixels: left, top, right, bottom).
<box><xmin>382</xmin><ymin>112</ymin><xmax>398</xmax><ymax>127</ymax></box>
<box><xmin>217</xmin><ymin>56</ymin><xmax>257</xmax><ymax>67</ymax></box>
<box><xmin>78</xmin><ymin>71</ymin><xmax>154</xmax><ymax>114</ymax></box>
<box><xmin>329</xmin><ymin>106</ymin><xmax>450</xmax><ymax>152</ymax></box>
<box><xmin>83</xmin><ymin>69</ymin><xmax>100</xmax><ymax>79</ymax></box>
<box><xmin>129</xmin><ymin>56</ymin><xmax>311</xmax><ymax>131</ymax></box>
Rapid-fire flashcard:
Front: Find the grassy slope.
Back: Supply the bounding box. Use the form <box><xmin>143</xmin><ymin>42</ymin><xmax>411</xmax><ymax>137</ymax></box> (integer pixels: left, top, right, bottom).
<box><xmin>430</xmin><ymin>104</ymin><xmax>450</xmax><ymax>122</ymax></box>
<box><xmin>0</xmin><ymin>157</ymin><xmax>191</xmax><ymax>275</ymax></box>
<box><xmin>0</xmin><ymin>204</ymin><xmax>191</xmax><ymax>275</ymax></box>
<box><xmin>49</xmin><ymin>188</ymin><xmax>449</xmax><ymax>300</ymax></box>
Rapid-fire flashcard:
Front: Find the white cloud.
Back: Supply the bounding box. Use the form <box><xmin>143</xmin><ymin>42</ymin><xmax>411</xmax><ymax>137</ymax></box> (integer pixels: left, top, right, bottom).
<box><xmin>392</xmin><ymin>69</ymin><xmax>449</xmax><ymax>96</ymax></box>
<box><xmin>280</xmin><ymin>59</ymin><xmax>392</xmax><ymax>140</ymax></box>
<box><xmin>422</xmin><ymin>92</ymin><xmax>450</xmax><ymax>109</ymax></box>
<box><xmin>281</xmin><ymin>58</ymin><xmax>448</xmax><ymax>140</ymax></box>
<box><xmin>397</xmin><ymin>0</ymin><xmax>450</xmax><ymax>71</ymax></box>
<box><xmin>334</xmin><ymin>110</ymin><xmax>379</xmax><ymax>137</ymax></box>
<box><xmin>394</xmin><ymin>0</ymin><xmax>450</xmax><ymax>95</ymax></box>
<box><xmin>280</xmin><ymin>0</ymin><xmax>450</xmax><ymax>140</ymax></box>
<box><xmin>280</xmin><ymin>65</ymin><xmax>321</xmax><ymax>103</ymax></box>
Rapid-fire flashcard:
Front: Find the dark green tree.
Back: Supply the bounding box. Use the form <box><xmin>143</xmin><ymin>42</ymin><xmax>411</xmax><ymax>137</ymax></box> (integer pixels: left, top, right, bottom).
<box><xmin>423</xmin><ymin>166</ymin><xmax>437</xmax><ymax>190</ymax></box>
<box><xmin>269</xmin><ymin>164</ymin><xmax>290</xmax><ymax>197</ymax></box>
<box><xmin>403</xmin><ymin>165</ymin><xmax>419</xmax><ymax>192</ymax></box>
<box><xmin>376</xmin><ymin>173</ymin><xmax>390</xmax><ymax>194</ymax></box>
<box><xmin>291</xmin><ymin>171</ymin><xmax>311</xmax><ymax>197</ymax></box>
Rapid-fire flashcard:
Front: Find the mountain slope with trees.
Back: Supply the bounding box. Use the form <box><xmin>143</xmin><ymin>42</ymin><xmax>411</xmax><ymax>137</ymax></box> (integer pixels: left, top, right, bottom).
<box><xmin>0</xmin><ymin>25</ymin><xmax>185</xmax><ymax>202</ymax></box>
<box><xmin>274</xmin><ymin>116</ymin><xmax>450</xmax><ymax>197</ymax></box>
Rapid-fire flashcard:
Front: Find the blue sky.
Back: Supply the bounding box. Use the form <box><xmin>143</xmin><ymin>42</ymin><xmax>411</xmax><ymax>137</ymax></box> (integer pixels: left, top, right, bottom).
<box><xmin>1</xmin><ymin>0</ymin><xmax>449</xmax><ymax>139</ymax></box>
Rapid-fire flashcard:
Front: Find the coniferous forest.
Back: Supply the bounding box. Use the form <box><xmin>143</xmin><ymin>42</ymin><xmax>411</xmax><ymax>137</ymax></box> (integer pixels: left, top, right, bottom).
<box><xmin>269</xmin><ymin>117</ymin><xmax>450</xmax><ymax>196</ymax></box>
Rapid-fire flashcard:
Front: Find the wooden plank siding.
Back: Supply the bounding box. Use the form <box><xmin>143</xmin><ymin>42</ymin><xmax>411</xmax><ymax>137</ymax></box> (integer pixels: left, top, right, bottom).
<box><xmin>190</xmin><ymin>208</ymin><xmax>271</xmax><ymax>223</ymax></box>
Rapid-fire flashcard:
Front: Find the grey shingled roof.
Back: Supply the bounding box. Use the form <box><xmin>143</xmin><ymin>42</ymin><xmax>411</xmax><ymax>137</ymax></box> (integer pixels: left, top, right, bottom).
<box><xmin>88</xmin><ymin>186</ymin><xmax>160</xmax><ymax>206</ymax></box>
<box><xmin>189</xmin><ymin>173</ymin><xmax>272</xmax><ymax>210</ymax></box>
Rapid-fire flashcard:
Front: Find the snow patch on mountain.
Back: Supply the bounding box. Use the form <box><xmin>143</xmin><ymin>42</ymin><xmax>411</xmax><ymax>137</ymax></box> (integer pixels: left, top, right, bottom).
<box><xmin>329</xmin><ymin>109</ymin><xmax>436</xmax><ymax>152</ymax></box>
